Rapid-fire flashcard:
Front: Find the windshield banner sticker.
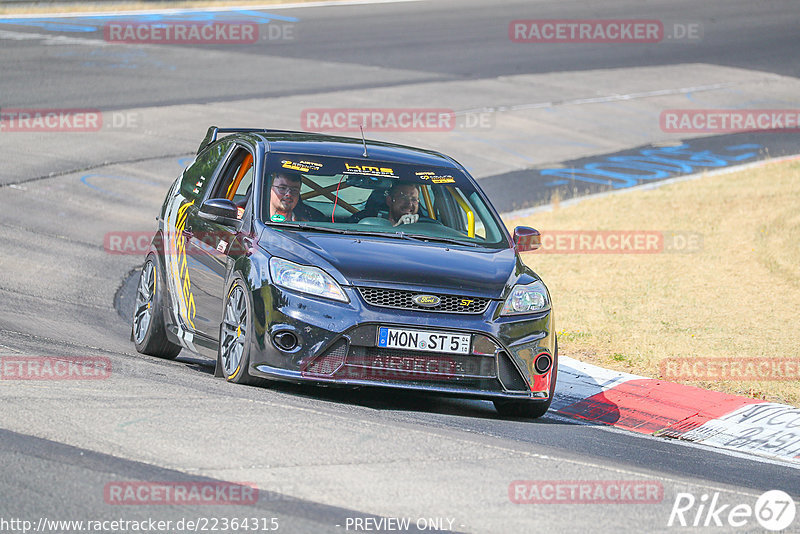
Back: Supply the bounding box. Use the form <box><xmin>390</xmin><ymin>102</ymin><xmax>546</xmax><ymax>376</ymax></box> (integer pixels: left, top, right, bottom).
<box><xmin>416</xmin><ymin>171</ymin><xmax>456</xmax><ymax>184</ymax></box>
<box><xmin>344</xmin><ymin>163</ymin><xmax>398</xmax><ymax>178</ymax></box>
<box><xmin>281</xmin><ymin>159</ymin><xmax>323</xmax><ymax>173</ymax></box>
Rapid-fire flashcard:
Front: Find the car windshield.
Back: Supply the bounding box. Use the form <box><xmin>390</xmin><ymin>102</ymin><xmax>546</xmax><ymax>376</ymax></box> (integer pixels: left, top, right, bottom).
<box><xmin>259</xmin><ymin>153</ymin><xmax>509</xmax><ymax>248</ymax></box>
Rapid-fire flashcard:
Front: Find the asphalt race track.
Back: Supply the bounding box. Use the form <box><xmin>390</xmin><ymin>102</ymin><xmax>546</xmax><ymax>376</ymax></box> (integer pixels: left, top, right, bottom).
<box><xmin>1</xmin><ymin>1</ymin><xmax>799</xmax><ymax>532</ymax></box>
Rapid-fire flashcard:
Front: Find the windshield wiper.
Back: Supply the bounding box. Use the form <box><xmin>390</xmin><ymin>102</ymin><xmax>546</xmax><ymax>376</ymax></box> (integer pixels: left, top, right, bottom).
<box><xmin>404</xmin><ymin>234</ymin><xmax>480</xmax><ymax>247</ymax></box>
<box><xmin>268</xmin><ymin>222</ymin><xmax>350</xmax><ymax>234</ymax></box>
<box><xmin>269</xmin><ymin>223</ymin><xmax>409</xmax><ymax>239</ymax></box>
<box><xmin>391</xmin><ymin>231</ymin><xmax>426</xmax><ymax>242</ymax></box>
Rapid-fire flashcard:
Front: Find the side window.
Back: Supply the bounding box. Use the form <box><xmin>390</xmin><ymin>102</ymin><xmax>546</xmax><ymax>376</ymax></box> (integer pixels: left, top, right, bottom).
<box><xmin>432</xmin><ymin>185</ymin><xmax>463</xmax><ymax>232</ymax></box>
<box><xmin>451</xmin><ymin>189</ymin><xmax>487</xmax><ymax>239</ymax></box>
<box><xmin>180</xmin><ymin>139</ymin><xmax>232</xmax><ymax>201</ymax></box>
<box><xmin>432</xmin><ymin>186</ymin><xmax>487</xmax><ymax>239</ymax></box>
<box><xmin>231</xmin><ymin>165</ymin><xmax>254</xmax><ymax>204</ymax></box>
<box><xmin>209</xmin><ymin>147</ymin><xmax>254</xmax><ymax>207</ymax></box>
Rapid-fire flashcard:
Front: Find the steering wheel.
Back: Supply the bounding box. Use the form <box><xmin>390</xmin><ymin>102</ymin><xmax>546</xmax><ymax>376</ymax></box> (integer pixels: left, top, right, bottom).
<box><xmin>357</xmin><ymin>217</ymin><xmax>393</xmax><ymax>226</ymax></box>
<box><xmin>413</xmin><ymin>217</ymin><xmax>444</xmax><ymax>226</ymax></box>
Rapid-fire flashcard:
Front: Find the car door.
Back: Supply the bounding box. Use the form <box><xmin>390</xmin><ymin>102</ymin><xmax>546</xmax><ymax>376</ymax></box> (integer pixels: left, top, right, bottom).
<box><xmin>162</xmin><ymin>139</ymin><xmax>232</xmax><ymax>344</ymax></box>
<box><xmin>184</xmin><ymin>145</ymin><xmax>255</xmax><ymax>340</ymax></box>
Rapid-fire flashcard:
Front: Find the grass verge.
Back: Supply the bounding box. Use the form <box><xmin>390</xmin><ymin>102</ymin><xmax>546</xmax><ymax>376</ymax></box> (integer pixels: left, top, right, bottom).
<box><xmin>506</xmin><ymin>158</ymin><xmax>800</xmax><ymax>407</ymax></box>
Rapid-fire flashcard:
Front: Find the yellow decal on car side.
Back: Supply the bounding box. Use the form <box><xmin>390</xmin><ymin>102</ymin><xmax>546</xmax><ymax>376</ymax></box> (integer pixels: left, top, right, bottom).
<box><xmin>172</xmin><ymin>200</ymin><xmax>196</xmax><ymax>329</ymax></box>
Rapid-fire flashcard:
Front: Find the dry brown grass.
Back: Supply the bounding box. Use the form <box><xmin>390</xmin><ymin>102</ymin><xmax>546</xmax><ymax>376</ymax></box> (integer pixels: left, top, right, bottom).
<box><xmin>505</xmin><ymin>159</ymin><xmax>800</xmax><ymax>406</ymax></box>
<box><xmin>0</xmin><ymin>0</ymin><xmax>330</xmax><ymax>15</ymax></box>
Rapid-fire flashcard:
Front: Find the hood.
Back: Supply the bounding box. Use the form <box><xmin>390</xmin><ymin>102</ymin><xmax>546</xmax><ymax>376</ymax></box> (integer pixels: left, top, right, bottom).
<box><xmin>261</xmin><ymin>229</ymin><xmax>518</xmax><ymax>299</ymax></box>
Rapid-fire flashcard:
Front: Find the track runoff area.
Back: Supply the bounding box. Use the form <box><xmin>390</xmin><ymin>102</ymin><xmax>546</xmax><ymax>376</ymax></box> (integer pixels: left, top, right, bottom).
<box><xmin>0</xmin><ymin>1</ymin><xmax>799</xmax><ymax>532</ymax></box>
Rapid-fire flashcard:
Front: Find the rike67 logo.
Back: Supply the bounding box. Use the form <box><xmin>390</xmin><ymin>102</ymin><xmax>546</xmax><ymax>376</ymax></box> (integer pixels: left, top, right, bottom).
<box><xmin>668</xmin><ymin>490</ymin><xmax>796</xmax><ymax>531</ymax></box>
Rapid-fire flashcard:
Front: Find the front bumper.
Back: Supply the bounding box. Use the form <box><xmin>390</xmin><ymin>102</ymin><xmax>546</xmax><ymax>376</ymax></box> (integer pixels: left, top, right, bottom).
<box><xmin>248</xmin><ymin>284</ymin><xmax>555</xmax><ymax>401</ymax></box>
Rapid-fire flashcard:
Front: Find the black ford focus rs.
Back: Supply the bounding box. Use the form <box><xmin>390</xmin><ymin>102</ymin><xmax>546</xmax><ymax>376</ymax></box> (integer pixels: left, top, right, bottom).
<box><xmin>132</xmin><ymin>127</ymin><xmax>556</xmax><ymax>418</ymax></box>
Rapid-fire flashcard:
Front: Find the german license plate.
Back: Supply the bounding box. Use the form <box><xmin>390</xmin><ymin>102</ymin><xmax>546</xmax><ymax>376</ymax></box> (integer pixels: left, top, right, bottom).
<box><xmin>377</xmin><ymin>327</ymin><xmax>471</xmax><ymax>354</ymax></box>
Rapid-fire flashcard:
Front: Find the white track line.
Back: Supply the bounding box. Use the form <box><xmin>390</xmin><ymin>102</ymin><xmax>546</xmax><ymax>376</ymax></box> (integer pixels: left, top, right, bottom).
<box><xmin>0</xmin><ymin>0</ymin><xmax>422</xmax><ymax>19</ymax></box>
<box><xmin>455</xmin><ymin>82</ymin><xmax>742</xmax><ymax>116</ymax></box>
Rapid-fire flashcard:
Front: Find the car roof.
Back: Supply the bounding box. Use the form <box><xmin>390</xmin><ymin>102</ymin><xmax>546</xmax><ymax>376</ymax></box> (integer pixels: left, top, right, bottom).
<box><xmin>221</xmin><ymin>129</ymin><xmax>462</xmax><ymax>169</ymax></box>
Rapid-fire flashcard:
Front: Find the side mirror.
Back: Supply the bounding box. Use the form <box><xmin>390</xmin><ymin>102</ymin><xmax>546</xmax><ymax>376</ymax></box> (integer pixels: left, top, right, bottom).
<box><xmin>514</xmin><ymin>226</ymin><xmax>541</xmax><ymax>252</ymax></box>
<box><xmin>199</xmin><ymin>198</ymin><xmax>240</xmax><ymax>227</ymax></box>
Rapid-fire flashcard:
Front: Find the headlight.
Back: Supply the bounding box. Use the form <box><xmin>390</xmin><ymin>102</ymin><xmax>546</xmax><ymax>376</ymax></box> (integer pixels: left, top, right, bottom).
<box><xmin>501</xmin><ymin>280</ymin><xmax>550</xmax><ymax>315</ymax></box>
<box><xmin>269</xmin><ymin>257</ymin><xmax>348</xmax><ymax>302</ymax></box>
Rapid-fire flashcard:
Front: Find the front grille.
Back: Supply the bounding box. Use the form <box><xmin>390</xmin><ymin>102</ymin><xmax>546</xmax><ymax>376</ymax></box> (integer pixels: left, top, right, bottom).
<box><xmin>344</xmin><ymin>346</ymin><xmax>496</xmax><ymax>380</ymax></box>
<box><xmin>300</xmin><ymin>328</ymin><xmax>524</xmax><ymax>392</ymax></box>
<box><xmin>358</xmin><ymin>287</ymin><xmax>490</xmax><ymax>314</ymax></box>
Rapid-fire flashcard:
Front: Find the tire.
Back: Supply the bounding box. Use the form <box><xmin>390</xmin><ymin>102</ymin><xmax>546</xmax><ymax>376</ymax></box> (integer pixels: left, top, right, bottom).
<box><xmin>218</xmin><ymin>277</ymin><xmax>256</xmax><ymax>385</ymax></box>
<box><xmin>132</xmin><ymin>253</ymin><xmax>182</xmax><ymax>359</ymax></box>
<box><xmin>494</xmin><ymin>341</ymin><xmax>558</xmax><ymax>419</ymax></box>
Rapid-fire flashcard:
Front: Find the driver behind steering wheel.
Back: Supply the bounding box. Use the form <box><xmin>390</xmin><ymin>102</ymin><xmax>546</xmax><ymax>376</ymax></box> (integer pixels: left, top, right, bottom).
<box><xmin>386</xmin><ymin>181</ymin><xmax>420</xmax><ymax>226</ymax></box>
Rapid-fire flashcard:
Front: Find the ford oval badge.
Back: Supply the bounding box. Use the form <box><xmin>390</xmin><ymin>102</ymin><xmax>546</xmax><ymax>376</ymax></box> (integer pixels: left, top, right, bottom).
<box><xmin>412</xmin><ymin>294</ymin><xmax>441</xmax><ymax>307</ymax></box>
